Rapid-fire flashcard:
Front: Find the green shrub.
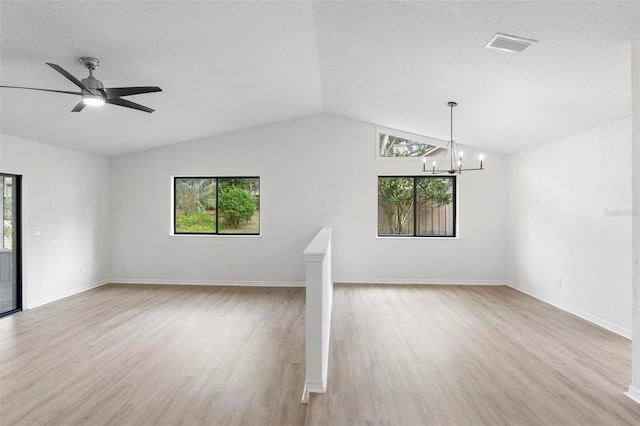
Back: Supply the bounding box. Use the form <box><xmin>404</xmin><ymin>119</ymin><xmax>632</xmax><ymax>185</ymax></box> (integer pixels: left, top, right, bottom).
<box><xmin>176</xmin><ymin>212</ymin><xmax>215</xmax><ymax>233</ymax></box>
<box><xmin>218</xmin><ymin>187</ymin><xmax>256</xmax><ymax>229</ymax></box>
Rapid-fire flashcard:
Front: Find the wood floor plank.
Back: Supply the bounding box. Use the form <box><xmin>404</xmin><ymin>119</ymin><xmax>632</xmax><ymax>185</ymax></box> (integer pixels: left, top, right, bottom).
<box><xmin>0</xmin><ymin>284</ymin><xmax>307</xmax><ymax>426</ymax></box>
<box><xmin>305</xmin><ymin>284</ymin><xmax>640</xmax><ymax>426</ymax></box>
<box><xmin>4</xmin><ymin>283</ymin><xmax>639</xmax><ymax>425</ymax></box>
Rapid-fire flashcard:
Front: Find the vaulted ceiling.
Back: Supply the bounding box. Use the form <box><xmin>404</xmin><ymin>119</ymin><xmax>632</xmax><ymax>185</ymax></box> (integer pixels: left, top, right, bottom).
<box><xmin>1</xmin><ymin>1</ymin><xmax>639</xmax><ymax>157</ymax></box>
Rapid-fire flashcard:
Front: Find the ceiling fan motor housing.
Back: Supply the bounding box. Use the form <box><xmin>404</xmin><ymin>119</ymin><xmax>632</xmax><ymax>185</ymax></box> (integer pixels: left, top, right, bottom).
<box><xmin>81</xmin><ymin>76</ymin><xmax>105</xmax><ymax>105</ymax></box>
<box><xmin>81</xmin><ymin>76</ymin><xmax>104</xmax><ymax>91</ymax></box>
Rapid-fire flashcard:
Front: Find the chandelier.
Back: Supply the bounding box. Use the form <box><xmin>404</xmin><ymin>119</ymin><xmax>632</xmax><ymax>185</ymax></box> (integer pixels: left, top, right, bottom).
<box><xmin>422</xmin><ymin>101</ymin><xmax>484</xmax><ymax>174</ymax></box>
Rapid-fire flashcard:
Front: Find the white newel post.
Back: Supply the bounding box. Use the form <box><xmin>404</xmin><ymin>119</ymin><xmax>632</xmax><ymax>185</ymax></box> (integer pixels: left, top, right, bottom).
<box><xmin>627</xmin><ymin>40</ymin><xmax>640</xmax><ymax>404</ymax></box>
<box><xmin>302</xmin><ymin>227</ymin><xmax>333</xmax><ymax>404</ymax></box>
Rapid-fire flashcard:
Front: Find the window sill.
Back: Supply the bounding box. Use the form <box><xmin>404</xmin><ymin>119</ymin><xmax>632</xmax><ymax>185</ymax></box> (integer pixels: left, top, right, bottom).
<box><xmin>376</xmin><ymin>235</ymin><xmax>460</xmax><ymax>241</ymax></box>
<box><xmin>170</xmin><ymin>233</ymin><xmax>262</xmax><ymax>238</ymax></box>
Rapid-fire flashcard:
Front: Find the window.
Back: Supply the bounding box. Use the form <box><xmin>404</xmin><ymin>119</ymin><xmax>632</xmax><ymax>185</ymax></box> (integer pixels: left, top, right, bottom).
<box><xmin>174</xmin><ymin>177</ymin><xmax>260</xmax><ymax>235</ymax></box>
<box><xmin>378</xmin><ymin>176</ymin><xmax>456</xmax><ymax>237</ymax></box>
<box><xmin>377</xmin><ymin>127</ymin><xmax>446</xmax><ymax>159</ymax></box>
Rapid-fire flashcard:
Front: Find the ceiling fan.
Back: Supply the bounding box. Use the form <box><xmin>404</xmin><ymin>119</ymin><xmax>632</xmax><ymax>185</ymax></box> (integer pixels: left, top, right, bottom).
<box><xmin>0</xmin><ymin>57</ymin><xmax>162</xmax><ymax>113</ymax></box>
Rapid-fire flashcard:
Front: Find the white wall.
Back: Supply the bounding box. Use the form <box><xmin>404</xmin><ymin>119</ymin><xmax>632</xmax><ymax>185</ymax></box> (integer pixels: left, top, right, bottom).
<box><xmin>2</xmin><ymin>112</ymin><xmax>632</xmax><ymax>340</ymax></box>
<box><xmin>507</xmin><ymin>119</ymin><xmax>633</xmax><ymax>336</ymax></box>
<box><xmin>0</xmin><ymin>133</ymin><xmax>110</xmax><ymax>308</ymax></box>
<box><xmin>109</xmin><ymin>114</ymin><xmax>508</xmax><ymax>285</ymax></box>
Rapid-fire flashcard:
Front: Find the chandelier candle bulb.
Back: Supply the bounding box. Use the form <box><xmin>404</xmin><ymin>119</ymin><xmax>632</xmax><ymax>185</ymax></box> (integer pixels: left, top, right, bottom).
<box><xmin>479</xmin><ymin>154</ymin><xmax>484</xmax><ymax>169</ymax></box>
<box><xmin>422</xmin><ymin>157</ymin><xmax>426</xmax><ymax>171</ymax></box>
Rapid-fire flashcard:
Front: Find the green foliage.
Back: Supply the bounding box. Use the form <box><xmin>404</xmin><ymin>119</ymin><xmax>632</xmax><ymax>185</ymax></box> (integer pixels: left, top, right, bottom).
<box><xmin>218</xmin><ymin>187</ymin><xmax>257</xmax><ymax>229</ymax></box>
<box><xmin>175</xmin><ymin>179</ymin><xmax>216</xmax><ymax>216</ymax></box>
<box><xmin>222</xmin><ymin>178</ymin><xmax>259</xmax><ymax>193</ymax></box>
<box><xmin>379</xmin><ymin>134</ymin><xmax>435</xmax><ymax>158</ymax></box>
<box><xmin>378</xmin><ymin>177</ymin><xmax>414</xmax><ymax>234</ymax></box>
<box><xmin>176</xmin><ymin>212</ymin><xmax>216</xmax><ymax>233</ymax></box>
<box><xmin>417</xmin><ymin>178</ymin><xmax>452</xmax><ymax>208</ymax></box>
<box><xmin>3</xmin><ymin>228</ymin><xmax>11</xmax><ymax>250</ymax></box>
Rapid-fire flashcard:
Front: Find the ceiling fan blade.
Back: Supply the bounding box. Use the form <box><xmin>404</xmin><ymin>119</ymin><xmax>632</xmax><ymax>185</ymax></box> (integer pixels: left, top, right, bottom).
<box><xmin>103</xmin><ymin>86</ymin><xmax>162</xmax><ymax>99</ymax></box>
<box><xmin>46</xmin><ymin>63</ymin><xmax>96</xmax><ymax>95</ymax></box>
<box><xmin>71</xmin><ymin>101</ymin><xmax>86</xmax><ymax>112</ymax></box>
<box><xmin>0</xmin><ymin>85</ymin><xmax>81</xmax><ymax>95</ymax></box>
<box><xmin>106</xmin><ymin>97</ymin><xmax>155</xmax><ymax>113</ymax></box>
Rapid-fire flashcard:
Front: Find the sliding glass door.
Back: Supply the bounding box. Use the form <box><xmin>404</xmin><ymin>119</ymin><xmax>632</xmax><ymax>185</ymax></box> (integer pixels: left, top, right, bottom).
<box><xmin>0</xmin><ymin>174</ymin><xmax>21</xmax><ymax>316</ymax></box>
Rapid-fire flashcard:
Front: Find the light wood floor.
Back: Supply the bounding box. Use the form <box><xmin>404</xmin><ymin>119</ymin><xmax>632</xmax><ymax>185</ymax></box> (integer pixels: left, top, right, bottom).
<box><xmin>3</xmin><ymin>284</ymin><xmax>640</xmax><ymax>426</ymax></box>
<box><xmin>305</xmin><ymin>284</ymin><xmax>640</xmax><ymax>426</ymax></box>
<box><xmin>0</xmin><ymin>284</ymin><xmax>307</xmax><ymax>426</ymax></box>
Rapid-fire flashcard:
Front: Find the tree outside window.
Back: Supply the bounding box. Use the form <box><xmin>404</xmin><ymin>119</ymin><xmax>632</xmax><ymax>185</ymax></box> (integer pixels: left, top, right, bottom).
<box><xmin>378</xmin><ymin>176</ymin><xmax>455</xmax><ymax>237</ymax></box>
<box><xmin>174</xmin><ymin>177</ymin><xmax>259</xmax><ymax>235</ymax></box>
<box><xmin>378</xmin><ymin>131</ymin><xmax>444</xmax><ymax>158</ymax></box>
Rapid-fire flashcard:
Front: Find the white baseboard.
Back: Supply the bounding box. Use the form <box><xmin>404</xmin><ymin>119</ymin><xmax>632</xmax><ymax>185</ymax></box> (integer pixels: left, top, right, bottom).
<box><xmin>335</xmin><ymin>277</ymin><xmax>507</xmax><ymax>285</ymax></box>
<box><xmin>109</xmin><ymin>278</ymin><xmax>305</xmax><ymax>287</ymax></box>
<box><xmin>26</xmin><ymin>279</ymin><xmax>109</xmax><ymax>309</ymax></box>
<box><xmin>506</xmin><ymin>281</ymin><xmax>631</xmax><ymax>339</ymax></box>
<box><xmin>109</xmin><ymin>278</ymin><xmax>505</xmax><ymax>288</ymax></box>
<box><xmin>625</xmin><ymin>385</ymin><xmax>640</xmax><ymax>404</ymax></box>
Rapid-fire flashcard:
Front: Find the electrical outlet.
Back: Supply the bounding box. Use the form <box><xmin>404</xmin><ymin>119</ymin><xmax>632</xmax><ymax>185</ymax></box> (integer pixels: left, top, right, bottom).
<box><xmin>126</xmin><ymin>261</ymin><xmax>132</xmax><ymax>269</ymax></box>
<box><xmin>556</xmin><ymin>279</ymin><xmax>562</xmax><ymax>288</ymax></box>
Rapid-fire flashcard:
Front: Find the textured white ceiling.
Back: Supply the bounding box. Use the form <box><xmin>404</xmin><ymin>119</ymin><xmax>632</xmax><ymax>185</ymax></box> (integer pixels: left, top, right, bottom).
<box><xmin>1</xmin><ymin>1</ymin><xmax>639</xmax><ymax>157</ymax></box>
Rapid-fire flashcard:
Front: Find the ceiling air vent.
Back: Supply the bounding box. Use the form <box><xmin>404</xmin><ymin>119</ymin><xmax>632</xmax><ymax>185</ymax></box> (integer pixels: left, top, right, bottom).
<box><xmin>485</xmin><ymin>33</ymin><xmax>537</xmax><ymax>53</ymax></box>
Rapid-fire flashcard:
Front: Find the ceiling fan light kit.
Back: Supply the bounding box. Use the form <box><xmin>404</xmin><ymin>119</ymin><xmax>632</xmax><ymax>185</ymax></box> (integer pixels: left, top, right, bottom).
<box><xmin>82</xmin><ymin>94</ymin><xmax>105</xmax><ymax>107</ymax></box>
<box><xmin>423</xmin><ymin>101</ymin><xmax>485</xmax><ymax>175</ymax></box>
<box><xmin>0</xmin><ymin>57</ymin><xmax>162</xmax><ymax>113</ymax></box>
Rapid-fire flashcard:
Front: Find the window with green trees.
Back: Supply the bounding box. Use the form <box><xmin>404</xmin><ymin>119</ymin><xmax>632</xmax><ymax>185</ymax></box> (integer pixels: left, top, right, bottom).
<box><xmin>378</xmin><ymin>129</ymin><xmax>445</xmax><ymax>158</ymax></box>
<box><xmin>378</xmin><ymin>176</ymin><xmax>456</xmax><ymax>237</ymax></box>
<box><xmin>174</xmin><ymin>177</ymin><xmax>260</xmax><ymax>235</ymax></box>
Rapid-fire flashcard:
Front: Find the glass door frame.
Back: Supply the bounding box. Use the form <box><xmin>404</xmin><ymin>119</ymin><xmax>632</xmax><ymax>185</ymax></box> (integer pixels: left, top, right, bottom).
<box><xmin>0</xmin><ymin>173</ymin><xmax>22</xmax><ymax>317</ymax></box>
